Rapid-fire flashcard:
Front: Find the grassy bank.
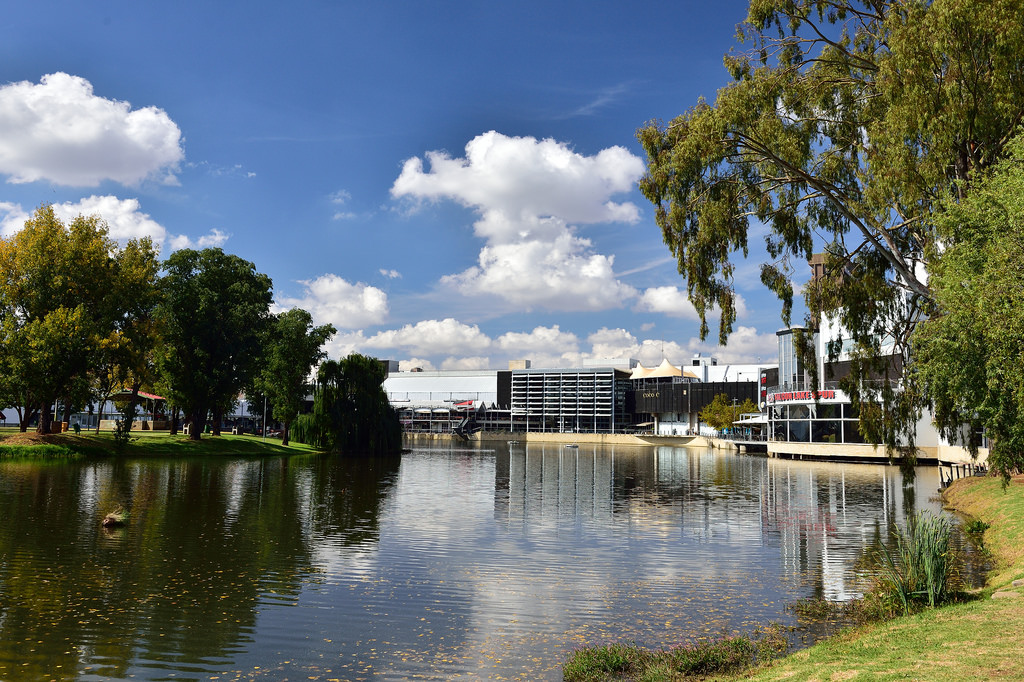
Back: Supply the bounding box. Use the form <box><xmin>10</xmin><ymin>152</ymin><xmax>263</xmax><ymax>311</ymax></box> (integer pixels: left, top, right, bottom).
<box><xmin>564</xmin><ymin>475</ymin><xmax>1024</xmax><ymax>681</ymax></box>
<box><xmin>0</xmin><ymin>428</ymin><xmax>322</xmax><ymax>457</ymax></box>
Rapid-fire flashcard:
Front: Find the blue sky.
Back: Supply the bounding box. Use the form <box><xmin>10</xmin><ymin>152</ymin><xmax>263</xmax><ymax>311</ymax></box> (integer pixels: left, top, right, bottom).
<box><xmin>0</xmin><ymin>1</ymin><xmax>796</xmax><ymax>370</ymax></box>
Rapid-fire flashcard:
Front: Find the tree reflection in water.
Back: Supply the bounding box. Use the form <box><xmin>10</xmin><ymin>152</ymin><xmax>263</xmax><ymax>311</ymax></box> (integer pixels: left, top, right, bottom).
<box><xmin>0</xmin><ymin>454</ymin><xmax>399</xmax><ymax>679</ymax></box>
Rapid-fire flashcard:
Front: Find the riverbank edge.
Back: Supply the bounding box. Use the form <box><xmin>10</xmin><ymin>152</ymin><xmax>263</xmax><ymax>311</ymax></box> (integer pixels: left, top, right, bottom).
<box><xmin>0</xmin><ymin>430</ymin><xmax>323</xmax><ymax>457</ymax></box>
<box><xmin>404</xmin><ymin>430</ymin><xmax>710</xmax><ymax>448</ymax></box>
<box><xmin>731</xmin><ymin>475</ymin><xmax>1024</xmax><ymax>681</ymax></box>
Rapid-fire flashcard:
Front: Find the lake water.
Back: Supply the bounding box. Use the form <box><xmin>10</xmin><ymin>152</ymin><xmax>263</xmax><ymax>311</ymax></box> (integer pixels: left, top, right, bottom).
<box><xmin>0</xmin><ymin>442</ymin><xmax>977</xmax><ymax>680</ymax></box>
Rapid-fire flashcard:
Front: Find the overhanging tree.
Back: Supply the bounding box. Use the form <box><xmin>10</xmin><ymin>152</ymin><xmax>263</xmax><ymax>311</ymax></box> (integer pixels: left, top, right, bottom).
<box><xmin>637</xmin><ymin>0</ymin><xmax>1024</xmax><ymax>460</ymax></box>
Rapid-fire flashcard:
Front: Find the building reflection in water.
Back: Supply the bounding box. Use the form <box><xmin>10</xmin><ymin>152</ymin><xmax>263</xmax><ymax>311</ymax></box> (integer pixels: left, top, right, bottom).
<box><xmin>496</xmin><ymin>444</ymin><xmax>946</xmax><ymax>604</ymax></box>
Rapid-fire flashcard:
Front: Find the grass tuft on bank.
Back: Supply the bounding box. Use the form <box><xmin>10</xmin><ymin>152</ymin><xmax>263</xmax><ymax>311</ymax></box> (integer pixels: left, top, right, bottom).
<box><xmin>563</xmin><ymin>625</ymin><xmax>788</xmax><ymax>682</ymax></box>
<box><xmin>0</xmin><ymin>428</ymin><xmax>323</xmax><ymax>457</ymax></box>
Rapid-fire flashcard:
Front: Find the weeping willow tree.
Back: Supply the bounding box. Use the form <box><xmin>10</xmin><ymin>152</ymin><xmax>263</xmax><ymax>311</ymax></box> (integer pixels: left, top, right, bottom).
<box><xmin>292</xmin><ymin>354</ymin><xmax>402</xmax><ymax>455</ymax></box>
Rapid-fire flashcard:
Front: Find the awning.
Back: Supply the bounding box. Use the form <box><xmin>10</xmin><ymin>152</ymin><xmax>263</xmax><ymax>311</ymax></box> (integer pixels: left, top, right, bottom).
<box><xmin>114</xmin><ymin>390</ymin><xmax>165</xmax><ymax>401</ymax></box>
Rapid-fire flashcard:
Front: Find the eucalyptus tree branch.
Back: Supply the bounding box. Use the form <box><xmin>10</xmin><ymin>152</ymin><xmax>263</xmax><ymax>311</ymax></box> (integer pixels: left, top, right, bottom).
<box><xmin>733</xmin><ymin>131</ymin><xmax>930</xmax><ymax>298</ymax></box>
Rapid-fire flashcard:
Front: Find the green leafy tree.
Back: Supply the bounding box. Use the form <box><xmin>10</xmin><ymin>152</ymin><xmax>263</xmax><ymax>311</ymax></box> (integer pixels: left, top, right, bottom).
<box><xmin>637</xmin><ymin>0</ymin><xmax>1024</xmax><ymax>460</ymax></box>
<box><xmin>700</xmin><ymin>394</ymin><xmax>758</xmax><ymax>431</ymax></box>
<box><xmin>257</xmin><ymin>308</ymin><xmax>335</xmax><ymax>446</ymax></box>
<box><xmin>156</xmin><ymin>248</ymin><xmax>272</xmax><ymax>440</ymax></box>
<box><xmin>296</xmin><ymin>354</ymin><xmax>401</xmax><ymax>455</ymax></box>
<box><xmin>913</xmin><ymin>132</ymin><xmax>1024</xmax><ymax>481</ymax></box>
<box><xmin>91</xmin><ymin>236</ymin><xmax>162</xmax><ymax>434</ymax></box>
<box><xmin>0</xmin><ymin>206</ymin><xmax>159</xmax><ymax>433</ymax></box>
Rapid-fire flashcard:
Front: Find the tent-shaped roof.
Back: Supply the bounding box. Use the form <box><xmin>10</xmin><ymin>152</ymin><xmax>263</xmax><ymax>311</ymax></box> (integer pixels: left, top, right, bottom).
<box><xmin>634</xmin><ymin>359</ymin><xmax>684</xmax><ymax>379</ymax></box>
<box><xmin>629</xmin><ymin>363</ymin><xmax>652</xmax><ymax>380</ymax></box>
<box><xmin>651</xmin><ymin>359</ymin><xmax>682</xmax><ymax>378</ymax></box>
<box><xmin>632</xmin><ymin>359</ymin><xmax>701</xmax><ymax>381</ymax></box>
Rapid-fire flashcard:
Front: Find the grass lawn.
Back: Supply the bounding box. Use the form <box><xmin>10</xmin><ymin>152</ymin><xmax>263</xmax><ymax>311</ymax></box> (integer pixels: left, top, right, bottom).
<box><xmin>0</xmin><ymin>427</ymin><xmax>323</xmax><ymax>457</ymax></box>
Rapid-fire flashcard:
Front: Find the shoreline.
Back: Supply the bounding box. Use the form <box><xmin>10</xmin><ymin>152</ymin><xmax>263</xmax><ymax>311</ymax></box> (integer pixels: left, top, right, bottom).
<box><xmin>0</xmin><ymin>429</ymin><xmax>322</xmax><ymax>457</ymax></box>
<box><xmin>404</xmin><ymin>430</ymin><xmax>981</xmax><ymax>467</ymax></box>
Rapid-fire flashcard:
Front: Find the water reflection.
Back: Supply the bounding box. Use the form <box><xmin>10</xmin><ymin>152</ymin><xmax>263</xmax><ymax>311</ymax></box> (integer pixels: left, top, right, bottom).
<box><xmin>0</xmin><ymin>445</ymin><xmax>980</xmax><ymax>681</ymax></box>
<box><xmin>499</xmin><ymin>444</ymin><xmax>939</xmax><ymax>601</ymax></box>
<box><xmin>0</xmin><ymin>455</ymin><xmax>399</xmax><ymax>680</ymax></box>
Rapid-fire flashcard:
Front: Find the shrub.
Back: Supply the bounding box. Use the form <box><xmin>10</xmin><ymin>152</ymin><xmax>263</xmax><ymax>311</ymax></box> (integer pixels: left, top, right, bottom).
<box><xmin>562</xmin><ymin>625</ymin><xmax>787</xmax><ymax>681</ymax></box>
<box><xmin>965</xmin><ymin>519</ymin><xmax>990</xmax><ymax>535</ymax></box>
<box><xmin>562</xmin><ymin>643</ymin><xmax>644</xmax><ymax>681</ymax></box>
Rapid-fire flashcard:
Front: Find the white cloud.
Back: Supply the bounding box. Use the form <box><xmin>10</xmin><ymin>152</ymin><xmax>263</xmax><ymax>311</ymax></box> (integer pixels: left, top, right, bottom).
<box><xmin>399</xmin><ymin>358</ymin><xmax>436</xmax><ymax>372</ymax></box>
<box><xmin>379</xmin><ymin>268</ymin><xmax>401</xmax><ymax>279</ymax></box>
<box><xmin>277</xmin><ymin>274</ymin><xmax>389</xmax><ymax>330</ymax></box>
<box><xmin>494</xmin><ymin>325</ymin><xmax>581</xmax><ymax>368</ymax></box>
<box><xmin>631</xmin><ymin>339</ymin><xmax>692</xmax><ymax>367</ymax></box>
<box><xmin>689</xmin><ymin>326</ymin><xmax>778</xmax><ymax>365</ymax></box>
<box><xmin>167</xmin><ymin>228</ymin><xmax>230</xmax><ymax>251</ymax></box>
<box><xmin>495</xmin><ymin>325</ymin><xmax>579</xmax><ymax>354</ymax></box>
<box><xmin>307</xmin><ymin>315</ymin><xmax>776</xmax><ymax>373</ymax></box>
<box><xmin>50</xmin><ymin>195</ymin><xmax>166</xmax><ymax>244</ymax></box>
<box><xmin>365</xmin><ymin>318</ymin><xmax>491</xmax><ymax>358</ymax></box>
<box><xmin>586</xmin><ymin>327</ymin><xmax>641</xmax><ymax>360</ymax></box>
<box><xmin>579</xmin><ymin>328</ymin><xmax>690</xmax><ymax>367</ymax></box>
<box><xmin>0</xmin><ymin>73</ymin><xmax>183</xmax><ymax>186</ymax></box>
<box><xmin>1</xmin><ymin>195</ymin><xmax>220</xmax><ymax>254</ymax></box>
<box><xmin>392</xmin><ymin>132</ymin><xmax>642</xmax><ymax>234</ymax></box>
<box><xmin>635</xmin><ymin>285</ymin><xmax>749</xmax><ymax>319</ymax></box>
<box><xmin>579</xmin><ymin>325</ymin><xmax>773</xmax><ymax>368</ymax></box>
<box><xmin>634</xmin><ymin>286</ymin><xmax>699</xmax><ymax>319</ymax></box>
<box><xmin>322</xmin><ymin>330</ymin><xmax>369</xmax><ymax>362</ymax></box>
<box><xmin>0</xmin><ymin>202</ymin><xmax>29</xmax><ymax>237</ymax></box>
<box><xmin>329</xmin><ymin>189</ymin><xmax>361</xmax><ymax>220</ymax></box>
<box><xmin>391</xmin><ymin>131</ymin><xmax>644</xmax><ymax>311</ymax></box>
<box><xmin>440</xmin><ymin>356</ymin><xmax>491</xmax><ymax>371</ymax></box>
<box><xmin>442</xmin><ymin>232</ymin><xmax>637</xmax><ymax>311</ymax></box>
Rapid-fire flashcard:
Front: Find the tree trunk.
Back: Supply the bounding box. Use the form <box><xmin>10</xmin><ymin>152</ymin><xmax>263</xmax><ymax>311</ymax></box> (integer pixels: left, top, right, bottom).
<box><xmin>211</xmin><ymin>406</ymin><xmax>223</xmax><ymax>436</ymax></box>
<box><xmin>169</xmin><ymin>407</ymin><xmax>179</xmax><ymax>436</ymax></box>
<box><xmin>38</xmin><ymin>402</ymin><xmax>52</xmax><ymax>434</ymax></box>
<box><xmin>62</xmin><ymin>399</ymin><xmax>72</xmax><ymax>430</ymax></box>
<box><xmin>189</xmin><ymin>409</ymin><xmax>203</xmax><ymax>440</ymax></box>
<box><xmin>96</xmin><ymin>394</ymin><xmax>109</xmax><ymax>434</ymax></box>
<box><xmin>122</xmin><ymin>382</ymin><xmax>142</xmax><ymax>434</ymax></box>
<box><xmin>282</xmin><ymin>418</ymin><xmax>290</xmax><ymax>446</ymax></box>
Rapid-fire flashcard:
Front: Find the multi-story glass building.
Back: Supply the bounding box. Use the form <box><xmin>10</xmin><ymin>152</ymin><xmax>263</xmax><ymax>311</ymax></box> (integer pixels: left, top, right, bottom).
<box><xmin>509</xmin><ymin>366</ymin><xmax>631</xmax><ymax>433</ymax></box>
